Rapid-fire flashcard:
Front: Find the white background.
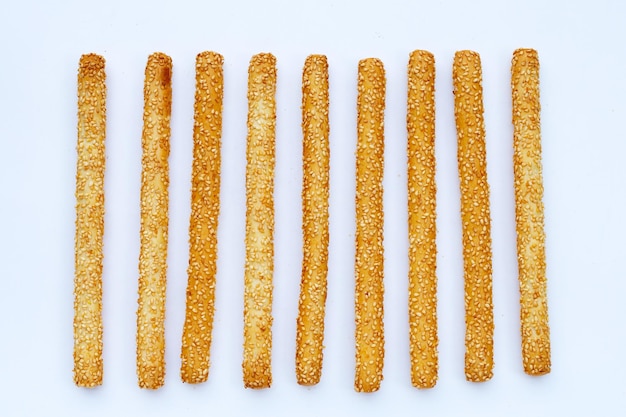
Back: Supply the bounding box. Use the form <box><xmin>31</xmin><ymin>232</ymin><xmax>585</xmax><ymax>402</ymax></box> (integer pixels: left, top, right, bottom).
<box><xmin>1</xmin><ymin>0</ymin><xmax>625</xmax><ymax>416</ymax></box>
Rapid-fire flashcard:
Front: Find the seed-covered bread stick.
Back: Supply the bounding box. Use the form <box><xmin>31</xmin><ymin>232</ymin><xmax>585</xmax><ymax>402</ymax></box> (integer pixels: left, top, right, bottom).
<box><xmin>354</xmin><ymin>58</ymin><xmax>385</xmax><ymax>393</ymax></box>
<box><xmin>74</xmin><ymin>53</ymin><xmax>106</xmax><ymax>388</ymax></box>
<box><xmin>137</xmin><ymin>52</ymin><xmax>172</xmax><ymax>389</ymax></box>
<box><xmin>511</xmin><ymin>48</ymin><xmax>551</xmax><ymax>376</ymax></box>
<box><xmin>180</xmin><ymin>51</ymin><xmax>224</xmax><ymax>384</ymax></box>
<box><xmin>406</xmin><ymin>50</ymin><xmax>438</xmax><ymax>389</ymax></box>
<box><xmin>243</xmin><ymin>53</ymin><xmax>276</xmax><ymax>389</ymax></box>
<box><xmin>295</xmin><ymin>55</ymin><xmax>330</xmax><ymax>386</ymax></box>
<box><xmin>452</xmin><ymin>50</ymin><xmax>494</xmax><ymax>383</ymax></box>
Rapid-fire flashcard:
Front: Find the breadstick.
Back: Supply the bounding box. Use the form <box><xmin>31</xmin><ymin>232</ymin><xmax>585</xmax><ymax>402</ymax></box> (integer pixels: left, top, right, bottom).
<box><xmin>243</xmin><ymin>53</ymin><xmax>276</xmax><ymax>389</ymax></box>
<box><xmin>137</xmin><ymin>52</ymin><xmax>172</xmax><ymax>389</ymax></box>
<box><xmin>452</xmin><ymin>50</ymin><xmax>494</xmax><ymax>382</ymax></box>
<box><xmin>180</xmin><ymin>51</ymin><xmax>224</xmax><ymax>384</ymax></box>
<box><xmin>511</xmin><ymin>48</ymin><xmax>551</xmax><ymax>376</ymax></box>
<box><xmin>74</xmin><ymin>53</ymin><xmax>106</xmax><ymax>388</ymax></box>
<box><xmin>354</xmin><ymin>58</ymin><xmax>385</xmax><ymax>393</ymax></box>
<box><xmin>406</xmin><ymin>50</ymin><xmax>438</xmax><ymax>389</ymax></box>
<box><xmin>295</xmin><ymin>54</ymin><xmax>330</xmax><ymax>386</ymax></box>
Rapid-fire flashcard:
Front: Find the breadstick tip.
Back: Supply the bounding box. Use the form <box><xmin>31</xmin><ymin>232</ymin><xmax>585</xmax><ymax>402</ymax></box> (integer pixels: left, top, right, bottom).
<box><xmin>196</xmin><ymin>51</ymin><xmax>224</xmax><ymax>68</ymax></box>
<box><xmin>79</xmin><ymin>54</ymin><xmax>105</xmax><ymax>72</ymax></box>
<box><xmin>250</xmin><ymin>52</ymin><xmax>276</xmax><ymax>67</ymax></box>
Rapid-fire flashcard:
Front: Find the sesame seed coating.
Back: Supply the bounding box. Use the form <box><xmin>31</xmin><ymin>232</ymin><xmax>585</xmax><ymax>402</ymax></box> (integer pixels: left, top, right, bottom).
<box><xmin>243</xmin><ymin>53</ymin><xmax>276</xmax><ymax>389</ymax></box>
<box><xmin>137</xmin><ymin>52</ymin><xmax>172</xmax><ymax>390</ymax></box>
<box><xmin>453</xmin><ymin>50</ymin><xmax>494</xmax><ymax>383</ymax></box>
<box><xmin>180</xmin><ymin>51</ymin><xmax>224</xmax><ymax>384</ymax></box>
<box><xmin>354</xmin><ymin>58</ymin><xmax>385</xmax><ymax>393</ymax></box>
<box><xmin>406</xmin><ymin>50</ymin><xmax>438</xmax><ymax>389</ymax></box>
<box><xmin>511</xmin><ymin>48</ymin><xmax>551</xmax><ymax>376</ymax></box>
<box><xmin>74</xmin><ymin>53</ymin><xmax>106</xmax><ymax>388</ymax></box>
<box><xmin>295</xmin><ymin>55</ymin><xmax>330</xmax><ymax>386</ymax></box>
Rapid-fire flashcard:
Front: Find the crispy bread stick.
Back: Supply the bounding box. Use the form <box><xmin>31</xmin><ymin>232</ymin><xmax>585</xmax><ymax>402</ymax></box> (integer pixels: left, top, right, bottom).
<box><xmin>511</xmin><ymin>48</ymin><xmax>551</xmax><ymax>376</ymax></box>
<box><xmin>137</xmin><ymin>52</ymin><xmax>172</xmax><ymax>389</ymax></box>
<box><xmin>74</xmin><ymin>54</ymin><xmax>106</xmax><ymax>388</ymax></box>
<box><xmin>295</xmin><ymin>55</ymin><xmax>330</xmax><ymax>386</ymax></box>
<box><xmin>354</xmin><ymin>58</ymin><xmax>385</xmax><ymax>393</ymax></box>
<box><xmin>407</xmin><ymin>50</ymin><xmax>438</xmax><ymax>389</ymax></box>
<box><xmin>180</xmin><ymin>52</ymin><xmax>224</xmax><ymax>384</ymax></box>
<box><xmin>452</xmin><ymin>51</ymin><xmax>494</xmax><ymax>382</ymax></box>
<box><xmin>243</xmin><ymin>53</ymin><xmax>277</xmax><ymax>389</ymax></box>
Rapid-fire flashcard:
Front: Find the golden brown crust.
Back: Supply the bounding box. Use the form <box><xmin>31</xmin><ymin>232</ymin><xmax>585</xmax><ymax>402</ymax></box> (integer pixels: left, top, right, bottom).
<box><xmin>180</xmin><ymin>51</ymin><xmax>224</xmax><ymax>384</ymax></box>
<box><xmin>354</xmin><ymin>58</ymin><xmax>385</xmax><ymax>393</ymax></box>
<box><xmin>406</xmin><ymin>50</ymin><xmax>438</xmax><ymax>389</ymax></box>
<box><xmin>243</xmin><ymin>53</ymin><xmax>276</xmax><ymax>389</ymax></box>
<box><xmin>511</xmin><ymin>48</ymin><xmax>551</xmax><ymax>376</ymax></box>
<box><xmin>453</xmin><ymin>50</ymin><xmax>494</xmax><ymax>383</ymax></box>
<box><xmin>295</xmin><ymin>55</ymin><xmax>330</xmax><ymax>386</ymax></box>
<box><xmin>74</xmin><ymin>53</ymin><xmax>106</xmax><ymax>388</ymax></box>
<box><xmin>137</xmin><ymin>52</ymin><xmax>172</xmax><ymax>389</ymax></box>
